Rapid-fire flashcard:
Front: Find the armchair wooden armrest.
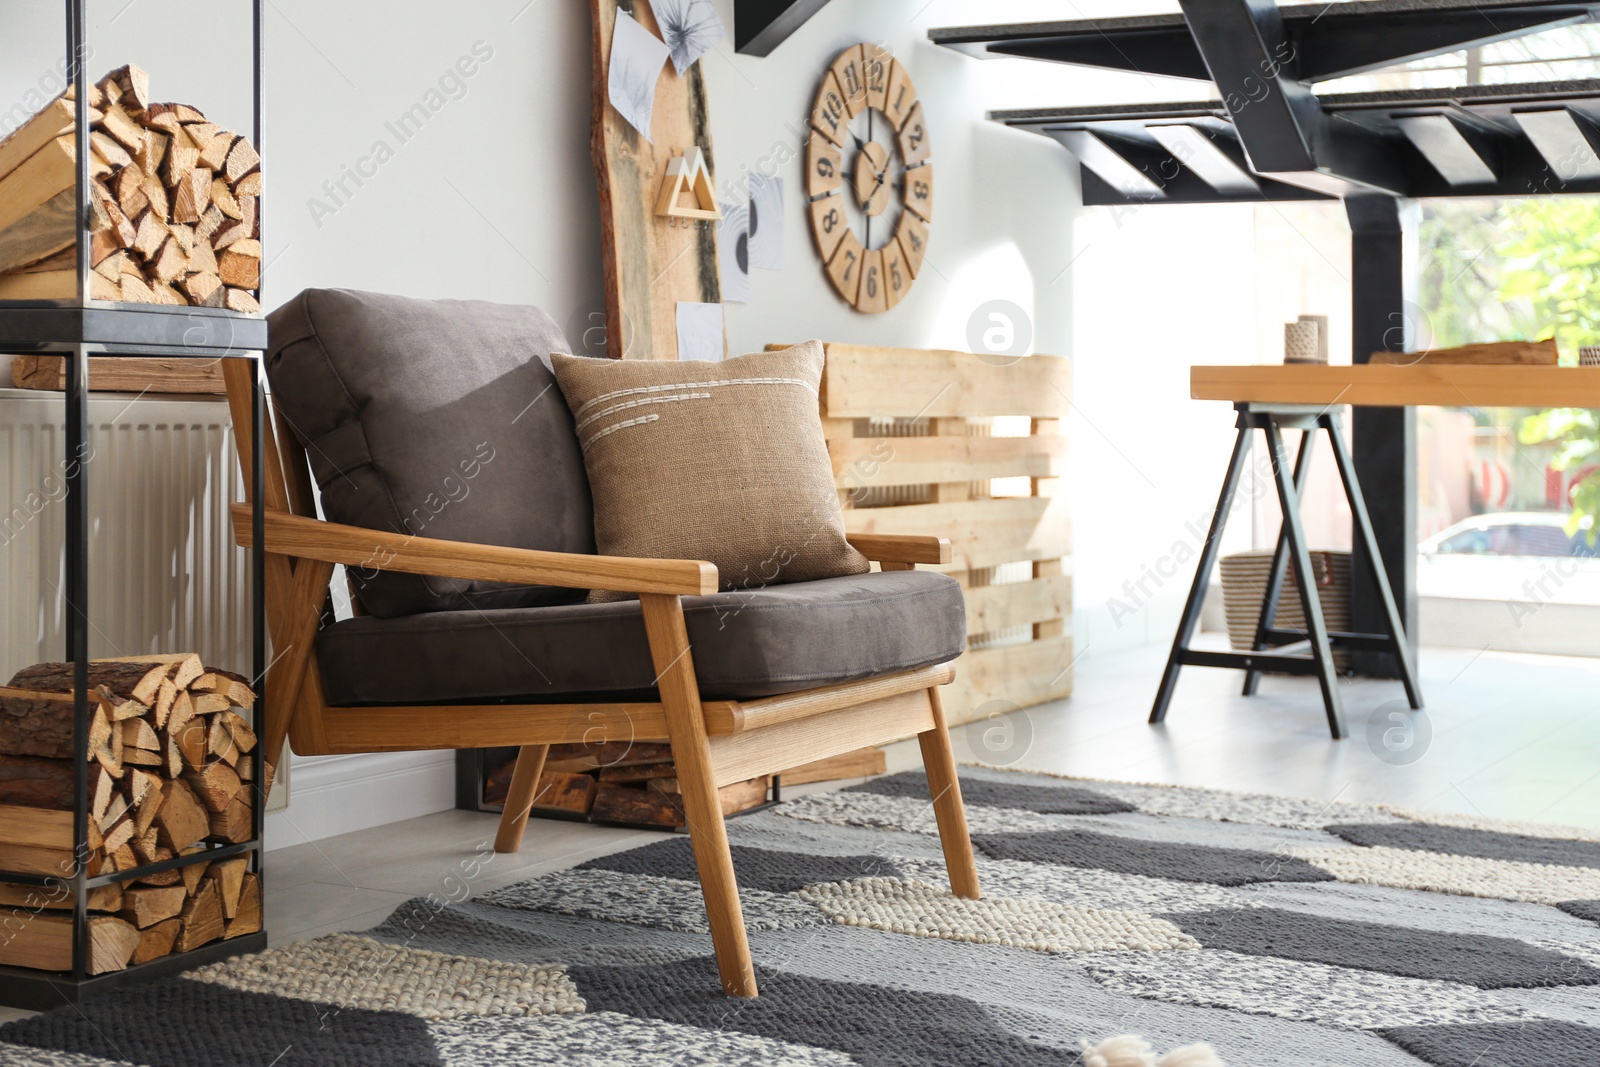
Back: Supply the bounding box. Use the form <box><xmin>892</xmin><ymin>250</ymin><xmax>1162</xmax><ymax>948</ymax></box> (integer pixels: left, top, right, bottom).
<box><xmin>230</xmin><ymin>504</ymin><xmax>719</xmax><ymax>597</ymax></box>
<box><xmin>847</xmin><ymin>533</ymin><xmax>952</xmax><ymax>566</ymax></box>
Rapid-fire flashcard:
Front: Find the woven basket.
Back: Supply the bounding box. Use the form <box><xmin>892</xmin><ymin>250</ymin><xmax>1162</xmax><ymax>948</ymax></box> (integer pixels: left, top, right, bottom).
<box><xmin>1219</xmin><ymin>549</ymin><xmax>1351</xmax><ymax>669</ymax></box>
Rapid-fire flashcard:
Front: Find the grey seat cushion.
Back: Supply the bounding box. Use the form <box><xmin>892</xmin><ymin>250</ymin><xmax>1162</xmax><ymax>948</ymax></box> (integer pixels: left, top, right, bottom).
<box><xmin>266</xmin><ymin>289</ymin><xmax>595</xmax><ymax>618</ymax></box>
<box><xmin>317</xmin><ymin>570</ymin><xmax>966</xmax><ymax>704</ymax></box>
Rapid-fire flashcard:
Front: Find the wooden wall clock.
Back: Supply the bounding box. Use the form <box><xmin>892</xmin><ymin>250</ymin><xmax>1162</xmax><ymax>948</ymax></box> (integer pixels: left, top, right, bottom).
<box><xmin>806</xmin><ymin>44</ymin><xmax>931</xmax><ymax>314</ymax></box>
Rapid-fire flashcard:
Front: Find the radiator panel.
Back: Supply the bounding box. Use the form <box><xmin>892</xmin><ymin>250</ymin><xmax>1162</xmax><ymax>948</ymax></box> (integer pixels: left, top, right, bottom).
<box><xmin>0</xmin><ymin>388</ymin><xmax>249</xmax><ymax>681</ymax></box>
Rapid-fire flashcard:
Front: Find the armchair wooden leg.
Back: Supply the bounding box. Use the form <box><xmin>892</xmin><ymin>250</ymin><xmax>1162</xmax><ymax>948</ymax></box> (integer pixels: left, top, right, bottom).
<box><xmin>493</xmin><ymin>744</ymin><xmax>550</xmax><ymax>854</ymax></box>
<box><xmin>640</xmin><ymin>593</ymin><xmax>759</xmax><ymax>998</ymax></box>
<box><xmin>918</xmin><ymin>686</ymin><xmax>981</xmax><ymax>900</ymax></box>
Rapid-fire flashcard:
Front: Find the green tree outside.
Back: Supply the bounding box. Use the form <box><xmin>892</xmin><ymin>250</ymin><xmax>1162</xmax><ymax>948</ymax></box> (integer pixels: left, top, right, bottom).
<box><xmin>1418</xmin><ymin>197</ymin><xmax>1600</xmax><ymax>539</ymax></box>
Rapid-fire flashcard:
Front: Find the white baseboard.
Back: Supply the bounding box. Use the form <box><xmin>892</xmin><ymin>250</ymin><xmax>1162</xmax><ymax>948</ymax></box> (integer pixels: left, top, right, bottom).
<box><xmin>264</xmin><ymin>750</ymin><xmax>457</xmax><ymax>850</ymax></box>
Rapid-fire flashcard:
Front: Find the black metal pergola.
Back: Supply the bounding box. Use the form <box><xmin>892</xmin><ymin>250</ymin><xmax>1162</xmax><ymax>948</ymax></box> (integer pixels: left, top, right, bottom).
<box><xmin>933</xmin><ymin>0</ymin><xmax>1600</xmax><ymax>677</ymax></box>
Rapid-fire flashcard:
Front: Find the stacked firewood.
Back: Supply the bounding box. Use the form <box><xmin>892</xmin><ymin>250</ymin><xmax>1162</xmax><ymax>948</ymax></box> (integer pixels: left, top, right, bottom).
<box><xmin>0</xmin><ymin>654</ymin><xmax>260</xmax><ymax>974</ymax></box>
<box><xmin>484</xmin><ymin>742</ymin><xmax>887</xmax><ymax>829</ymax></box>
<box><xmin>0</xmin><ymin>64</ymin><xmax>261</xmax><ymax>308</ymax></box>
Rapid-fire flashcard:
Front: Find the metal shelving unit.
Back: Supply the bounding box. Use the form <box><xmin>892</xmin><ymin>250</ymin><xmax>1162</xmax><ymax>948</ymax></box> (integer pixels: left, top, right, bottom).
<box><xmin>0</xmin><ymin>0</ymin><xmax>269</xmax><ymax>1009</ymax></box>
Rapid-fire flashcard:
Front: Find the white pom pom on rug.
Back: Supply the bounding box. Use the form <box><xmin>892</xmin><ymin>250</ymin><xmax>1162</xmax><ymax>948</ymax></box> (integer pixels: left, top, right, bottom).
<box><xmin>1080</xmin><ymin>1034</ymin><xmax>1228</xmax><ymax>1067</ymax></box>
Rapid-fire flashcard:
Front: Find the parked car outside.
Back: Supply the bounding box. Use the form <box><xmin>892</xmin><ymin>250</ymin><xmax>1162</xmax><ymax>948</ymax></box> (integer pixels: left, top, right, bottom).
<box><xmin>1419</xmin><ymin>512</ymin><xmax>1600</xmax><ymax>604</ymax></box>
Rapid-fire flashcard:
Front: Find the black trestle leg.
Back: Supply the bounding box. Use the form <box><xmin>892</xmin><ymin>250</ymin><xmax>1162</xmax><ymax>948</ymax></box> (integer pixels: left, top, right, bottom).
<box><xmin>1151</xmin><ymin>417</ymin><xmax>1254</xmax><ymax>724</ymax></box>
<box><xmin>1243</xmin><ymin>427</ymin><xmax>1316</xmax><ymax>696</ymax></box>
<box><xmin>1265</xmin><ymin>421</ymin><xmax>1347</xmax><ymax>739</ymax></box>
<box><xmin>1323</xmin><ymin>412</ymin><xmax>1424</xmax><ymax>710</ymax></box>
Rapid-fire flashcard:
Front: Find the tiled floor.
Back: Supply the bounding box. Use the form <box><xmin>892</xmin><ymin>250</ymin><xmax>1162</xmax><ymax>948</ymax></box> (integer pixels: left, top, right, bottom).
<box><xmin>968</xmin><ymin>640</ymin><xmax>1600</xmax><ymax>829</ymax></box>
<box><xmin>4</xmin><ymin>641</ymin><xmax>1596</xmax><ymax>1026</ymax></box>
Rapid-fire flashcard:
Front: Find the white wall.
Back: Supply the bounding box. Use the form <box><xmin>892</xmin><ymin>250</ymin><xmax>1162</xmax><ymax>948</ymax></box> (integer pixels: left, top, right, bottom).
<box><xmin>0</xmin><ymin>0</ymin><xmax>1095</xmax><ymax>843</ymax></box>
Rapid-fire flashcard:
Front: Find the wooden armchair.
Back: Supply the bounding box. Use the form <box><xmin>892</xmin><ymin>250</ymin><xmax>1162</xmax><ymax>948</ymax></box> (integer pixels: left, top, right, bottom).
<box><xmin>220</xmin><ymin>293</ymin><xmax>979</xmax><ymax>999</ymax></box>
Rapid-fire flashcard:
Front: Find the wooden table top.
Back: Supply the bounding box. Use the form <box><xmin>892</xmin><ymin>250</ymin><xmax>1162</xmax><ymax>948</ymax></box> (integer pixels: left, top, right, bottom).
<box><xmin>1192</xmin><ymin>364</ymin><xmax>1600</xmax><ymax>408</ymax></box>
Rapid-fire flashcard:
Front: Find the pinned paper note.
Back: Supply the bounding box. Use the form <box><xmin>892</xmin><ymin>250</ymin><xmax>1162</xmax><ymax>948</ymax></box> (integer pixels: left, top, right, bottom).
<box><xmin>748</xmin><ymin>173</ymin><xmax>784</xmax><ymax>271</ymax></box>
<box><xmin>654</xmin><ymin>0</ymin><xmax>726</xmax><ymax>76</ymax></box>
<box><xmin>719</xmin><ymin>201</ymin><xmax>750</xmax><ymax>303</ymax></box>
<box><xmin>608</xmin><ymin>9</ymin><xmax>669</xmax><ymax>142</ymax></box>
<box><xmin>677</xmin><ymin>301</ymin><xmax>726</xmax><ymax>361</ymax></box>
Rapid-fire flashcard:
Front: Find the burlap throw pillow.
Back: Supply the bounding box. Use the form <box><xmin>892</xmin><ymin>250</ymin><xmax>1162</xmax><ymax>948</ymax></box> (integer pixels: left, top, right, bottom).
<box><xmin>549</xmin><ymin>341</ymin><xmax>870</xmax><ymax>602</ymax></box>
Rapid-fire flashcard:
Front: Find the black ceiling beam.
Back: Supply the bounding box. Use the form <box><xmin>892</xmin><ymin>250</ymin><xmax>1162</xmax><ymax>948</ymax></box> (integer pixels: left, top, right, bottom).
<box><xmin>990</xmin><ymin>79</ymin><xmax>1600</xmax><ymax>204</ymax></box>
<box><xmin>735</xmin><ymin>0</ymin><xmax>833</xmax><ymax>56</ymax></box>
<box><xmin>930</xmin><ymin>1</ymin><xmax>1600</xmax><ymax>84</ymax></box>
<box><xmin>1292</xmin><ymin>3</ymin><xmax>1598</xmax><ymax>81</ymax></box>
<box><xmin>1178</xmin><ymin>0</ymin><xmax>1406</xmax><ymax>196</ymax></box>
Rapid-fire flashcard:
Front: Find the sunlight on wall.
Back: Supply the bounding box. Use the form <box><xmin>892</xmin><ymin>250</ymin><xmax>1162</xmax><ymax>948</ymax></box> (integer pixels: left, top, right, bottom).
<box><xmin>933</xmin><ymin>242</ymin><xmax>1037</xmax><ymax>353</ymax></box>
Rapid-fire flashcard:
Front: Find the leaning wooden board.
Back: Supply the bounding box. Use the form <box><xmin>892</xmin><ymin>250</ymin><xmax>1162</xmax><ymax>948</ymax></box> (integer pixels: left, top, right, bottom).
<box><xmin>800</xmin><ymin>342</ymin><xmax>1074</xmax><ymax>727</ymax></box>
<box><xmin>590</xmin><ymin>0</ymin><xmax>722</xmax><ymax>360</ymax></box>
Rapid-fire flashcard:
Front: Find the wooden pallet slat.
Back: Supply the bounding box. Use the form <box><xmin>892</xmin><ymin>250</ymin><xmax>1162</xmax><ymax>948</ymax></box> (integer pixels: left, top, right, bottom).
<box><xmin>830</xmin><ymin>433</ymin><xmax>1066</xmax><ymax>488</ymax></box>
<box><xmin>963</xmin><ymin>574</ymin><xmax>1072</xmax><ymax>635</ymax></box>
<box><xmin>818</xmin><ymin>342</ymin><xmax>1072</xmax><ymax>726</ymax></box>
<box><xmin>820</xmin><ymin>344</ymin><xmax>1072</xmax><ymax>419</ymax></box>
<box><xmin>946</xmin><ymin>636</ymin><xmax>1077</xmax><ymax>718</ymax></box>
<box><xmin>843</xmin><ymin>496</ymin><xmax>1070</xmax><ymax>573</ymax></box>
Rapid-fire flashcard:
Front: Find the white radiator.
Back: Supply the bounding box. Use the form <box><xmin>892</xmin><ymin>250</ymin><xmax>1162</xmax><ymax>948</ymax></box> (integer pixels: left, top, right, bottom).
<box><xmin>0</xmin><ymin>387</ymin><xmax>249</xmax><ymax>687</ymax></box>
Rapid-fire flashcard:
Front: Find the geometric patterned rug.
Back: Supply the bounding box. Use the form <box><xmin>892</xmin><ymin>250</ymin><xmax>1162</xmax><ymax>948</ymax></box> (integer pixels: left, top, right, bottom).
<box><xmin>4</xmin><ymin>765</ymin><xmax>1600</xmax><ymax>1066</ymax></box>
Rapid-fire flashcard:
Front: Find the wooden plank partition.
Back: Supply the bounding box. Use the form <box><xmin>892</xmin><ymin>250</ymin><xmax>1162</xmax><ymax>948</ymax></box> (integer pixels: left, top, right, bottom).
<box><xmin>800</xmin><ymin>342</ymin><xmax>1073</xmax><ymax>727</ymax></box>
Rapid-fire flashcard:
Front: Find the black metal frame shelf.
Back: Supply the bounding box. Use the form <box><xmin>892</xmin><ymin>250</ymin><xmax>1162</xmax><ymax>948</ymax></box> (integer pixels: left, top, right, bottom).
<box><xmin>0</xmin><ymin>0</ymin><xmax>268</xmax><ymax>1010</ymax></box>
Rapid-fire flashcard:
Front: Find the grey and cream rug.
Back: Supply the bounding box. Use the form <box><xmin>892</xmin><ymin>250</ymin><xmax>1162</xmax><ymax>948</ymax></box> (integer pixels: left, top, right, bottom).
<box><xmin>5</xmin><ymin>766</ymin><xmax>1600</xmax><ymax>1066</ymax></box>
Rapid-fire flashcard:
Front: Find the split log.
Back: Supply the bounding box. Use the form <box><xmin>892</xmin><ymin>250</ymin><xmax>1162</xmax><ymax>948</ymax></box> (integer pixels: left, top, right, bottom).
<box><xmin>192</xmin><ymin>692</ymin><xmax>232</xmax><ymax>716</ymax></box>
<box><xmin>131</xmin><ymin>825</ymin><xmax>161</xmax><ymax>865</ymax></box>
<box><xmin>0</xmin><ymin>96</ymin><xmax>99</xmax><ymax>180</ymax></box>
<box><xmin>545</xmin><ymin>740</ymin><xmax>674</xmax><ymax>772</ymax></box>
<box><xmin>0</xmin><ymin>914</ymin><xmax>139</xmax><ymax>973</ymax></box>
<box><xmin>131</xmin><ymin>917</ymin><xmax>182</xmax><ymax>964</ymax></box>
<box><xmin>224</xmin><ymin>873</ymin><xmax>262</xmax><ymax>938</ymax></box>
<box><xmin>206</xmin><ymin>857</ymin><xmax>249</xmax><ymax>919</ymax></box>
<box><xmin>0</xmin><ymin>688</ymin><xmax>79</xmax><ymax>760</ymax></box>
<box><xmin>226</xmin><ymin>288</ymin><xmax>261</xmax><ymax>313</ymax></box>
<box><xmin>590</xmin><ymin>782</ymin><xmax>684</xmax><ymax>829</ymax></box>
<box><xmin>155</xmin><ymin>778</ymin><xmax>209</xmax><ymax>852</ymax></box>
<box><xmin>0</xmin><ymin>187</ymin><xmax>77</xmax><ymax>274</ymax></box>
<box><xmin>217</xmin><ymin>247</ymin><xmax>258</xmax><ymax>288</ymax></box>
<box><xmin>8</xmin><ymin>660</ymin><xmax>170</xmax><ymax>707</ymax></box>
<box><xmin>179</xmin><ymin>846</ymin><xmax>209</xmax><ymax>895</ymax></box>
<box><xmin>122</xmin><ymin>718</ymin><xmax>160</xmax><ymax>752</ymax></box>
<box><xmin>0</xmin><ymin>134</ymin><xmax>111</xmax><ymax>235</ymax></box>
<box><xmin>185</xmin><ymin>761</ymin><xmax>241</xmax><ymax>812</ymax></box>
<box><xmin>207</xmin><ymin>790</ymin><xmax>254</xmax><ymax>843</ymax></box>
<box><xmin>121</xmin><ymin>885</ymin><xmax>186</xmax><ymax>928</ymax></box>
<box><xmin>596</xmin><ymin>761</ymin><xmax>677</xmax><ymax>784</ymax></box>
<box><xmin>0</xmin><ymin>269</ymin><xmax>119</xmax><ymax>300</ymax></box>
<box><xmin>173</xmin><ymin>717</ymin><xmax>209</xmax><ymax>772</ymax></box>
<box><xmin>526</xmin><ymin>770</ymin><xmax>597</xmax><ymax>817</ymax></box>
<box><xmin>0</xmin><ymin>880</ymin><xmax>122</xmax><ymax>913</ymax></box>
<box><xmin>591</xmin><ymin>776</ymin><xmax>770</xmax><ymax>829</ymax></box>
<box><xmin>0</xmin><ymin>753</ymin><xmax>78</xmax><ymax>808</ymax></box>
<box><xmin>134</xmin><ymin>847</ymin><xmax>181</xmax><ymax>887</ymax></box>
<box><xmin>174</xmin><ymin>879</ymin><xmax>225</xmax><ymax>951</ymax></box>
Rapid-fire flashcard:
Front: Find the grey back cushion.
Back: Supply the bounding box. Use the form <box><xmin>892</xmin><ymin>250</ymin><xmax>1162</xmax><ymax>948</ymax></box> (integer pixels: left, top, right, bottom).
<box><xmin>266</xmin><ymin>289</ymin><xmax>595</xmax><ymax>618</ymax></box>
